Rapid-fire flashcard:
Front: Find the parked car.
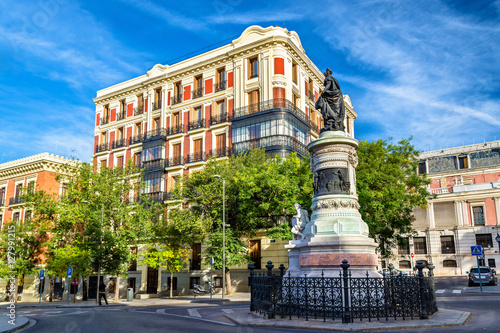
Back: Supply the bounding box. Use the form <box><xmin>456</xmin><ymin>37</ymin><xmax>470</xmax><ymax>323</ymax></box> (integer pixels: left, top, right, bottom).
<box><xmin>378</xmin><ymin>268</ymin><xmax>408</xmax><ymax>277</ymax></box>
<box><xmin>467</xmin><ymin>266</ymin><xmax>498</xmax><ymax>286</ymax></box>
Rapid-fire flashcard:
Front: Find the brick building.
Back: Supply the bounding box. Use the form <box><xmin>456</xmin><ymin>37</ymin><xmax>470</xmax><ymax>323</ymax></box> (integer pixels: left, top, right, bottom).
<box><xmin>392</xmin><ymin>141</ymin><xmax>500</xmax><ymax>275</ymax></box>
<box><xmin>92</xmin><ymin>25</ymin><xmax>358</xmax><ymax>296</ymax></box>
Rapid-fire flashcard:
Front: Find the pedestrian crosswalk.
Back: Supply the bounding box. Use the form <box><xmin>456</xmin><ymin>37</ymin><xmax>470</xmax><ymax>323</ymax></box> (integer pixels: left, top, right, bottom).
<box><xmin>436</xmin><ymin>289</ymin><xmax>462</xmax><ymax>294</ymax></box>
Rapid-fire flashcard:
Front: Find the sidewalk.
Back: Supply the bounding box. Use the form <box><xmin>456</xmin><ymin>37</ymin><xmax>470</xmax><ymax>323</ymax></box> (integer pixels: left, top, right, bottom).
<box><xmin>224</xmin><ymin>308</ymin><xmax>470</xmax><ymax>332</ymax></box>
<box><xmin>0</xmin><ymin>315</ymin><xmax>29</xmax><ymax>333</ymax></box>
<box><xmin>463</xmin><ymin>284</ymin><xmax>500</xmax><ymax>293</ymax></box>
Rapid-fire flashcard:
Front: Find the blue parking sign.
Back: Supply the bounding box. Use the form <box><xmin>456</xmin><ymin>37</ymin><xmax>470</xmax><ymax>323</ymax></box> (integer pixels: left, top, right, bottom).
<box><xmin>67</xmin><ymin>267</ymin><xmax>73</xmax><ymax>277</ymax></box>
<box><xmin>40</xmin><ymin>270</ymin><xmax>45</xmax><ymax>279</ymax></box>
<box><xmin>471</xmin><ymin>245</ymin><xmax>483</xmax><ymax>256</ymax></box>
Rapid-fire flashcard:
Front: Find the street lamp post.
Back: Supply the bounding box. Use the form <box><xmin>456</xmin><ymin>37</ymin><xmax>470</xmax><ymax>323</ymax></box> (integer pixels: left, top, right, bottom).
<box><xmin>214</xmin><ymin>175</ymin><xmax>226</xmax><ymax>299</ymax></box>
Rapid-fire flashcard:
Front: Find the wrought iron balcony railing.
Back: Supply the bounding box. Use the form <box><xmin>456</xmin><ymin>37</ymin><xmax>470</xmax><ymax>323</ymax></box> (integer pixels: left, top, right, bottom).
<box><xmin>233</xmin><ymin>135</ymin><xmax>308</xmax><ymax>157</ymax></box>
<box><xmin>129</xmin><ymin>133</ymin><xmax>144</xmax><ymax>145</ymax></box>
<box><xmin>210</xmin><ymin>113</ymin><xmax>230</xmax><ymax>125</ymax></box>
<box><xmin>116</xmin><ymin>110</ymin><xmax>127</xmax><ymax>121</ymax></box>
<box><xmin>214</xmin><ymin>80</ymin><xmax>226</xmax><ymax>92</ymax></box>
<box><xmin>142</xmin><ymin>158</ymin><xmax>165</xmax><ymax>171</ymax></box>
<box><xmin>186</xmin><ymin>151</ymin><xmax>205</xmax><ymax>163</ymax></box>
<box><xmin>95</xmin><ymin>142</ymin><xmax>109</xmax><ymax>153</ymax></box>
<box><xmin>112</xmin><ymin>138</ymin><xmax>126</xmax><ymax>150</ymax></box>
<box><xmin>167</xmin><ymin>124</ymin><xmax>184</xmax><ymax>136</ymax></box>
<box><xmin>144</xmin><ymin>128</ymin><xmax>167</xmax><ymax>140</ymax></box>
<box><xmin>171</xmin><ymin>94</ymin><xmax>183</xmax><ymax>105</ymax></box>
<box><xmin>148</xmin><ymin>191</ymin><xmax>165</xmax><ymax>202</ymax></box>
<box><xmin>192</xmin><ymin>87</ymin><xmax>203</xmax><ymax>99</ymax></box>
<box><xmin>152</xmin><ymin>100</ymin><xmax>162</xmax><ymax>111</ymax></box>
<box><xmin>9</xmin><ymin>196</ymin><xmax>24</xmax><ymax>205</ymax></box>
<box><xmin>188</xmin><ymin>118</ymin><xmax>205</xmax><ymax>131</ymax></box>
<box><xmin>233</xmin><ymin>98</ymin><xmax>308</xmax><ymax>123</ymax></box>
<box><xmin>166</xmin><ymin>156</ymin><xmax>183</xmax><ymax>167</ymax></box>
<box><xmin>210</xmin><ymin>147</ymin><xmax>231</xmax><ymax>158</ymax></box>
<box><xmin>100</xmin><ymin>116</ymin><xmax>109</xmax><ymax>125</ymax></box>
<box><xmin>133</xmin><ymin>105</ymin><xmax>144</xmax><ymax>116</ymax></box>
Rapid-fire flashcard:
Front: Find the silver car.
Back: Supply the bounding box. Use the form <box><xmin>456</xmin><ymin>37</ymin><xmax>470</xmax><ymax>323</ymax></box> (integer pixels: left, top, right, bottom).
<box><xmin>467</xmin><ymin>266</ymin><xmax>498</xmax><ymax>286</ymax></box>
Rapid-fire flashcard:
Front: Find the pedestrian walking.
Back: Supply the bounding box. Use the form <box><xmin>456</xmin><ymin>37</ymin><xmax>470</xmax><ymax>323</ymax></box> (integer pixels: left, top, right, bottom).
<box><xmin>98</xmin><ymin>281</ymin><xmax>108</xmax><ymax>306</ymax></box>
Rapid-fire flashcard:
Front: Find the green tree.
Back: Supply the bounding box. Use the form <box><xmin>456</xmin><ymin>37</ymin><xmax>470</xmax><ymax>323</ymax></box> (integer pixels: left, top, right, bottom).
<box><xmin>356</xmin><ymin>137</ymin><xmax>433</xmax><ymax>258</ymax></box>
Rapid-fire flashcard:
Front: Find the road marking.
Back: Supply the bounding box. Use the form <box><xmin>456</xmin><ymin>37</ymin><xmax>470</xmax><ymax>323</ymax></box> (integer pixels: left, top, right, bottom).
<box><xmin>435</xmin><ymin>289</ymin><xmax>445</xmax><ymax>293</ymax></box>
<box><xmin>156</xmin><ymin>309</ymin><xmax>166</xmax><ymax>314</ymax></box>
<box><xmin>19</xmin><ymin>311</ymin><xmax>31</xmax><ymax>314</ymax></box>
<box><xmin>44</xmin><ymin>311</ymin><xmax>64</xmax><ymax>314</ymax></box>
<box><xmin>188</xmin><ymin>308</ymin><xmax>202</xmax><ymax>318</ymax></box>
<box><xmin>155</xmin><ymin>311</ymin><xmax>236</xmax><ymax>326</ymax></box>
<box><xmin>222</xmin><ymin>309</ymin><xmax>233</xmax><ymax>314</ymax></box>
<box><xmin>452</xmin><ymin>290</ymin><xmax>462</xmax><ymax>294</ymax></box>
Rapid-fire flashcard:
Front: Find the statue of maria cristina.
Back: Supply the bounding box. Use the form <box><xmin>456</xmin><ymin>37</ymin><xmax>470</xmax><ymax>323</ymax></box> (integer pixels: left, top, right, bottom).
<box><xmin>315</xmin><ymin>68</ymin><xmax>345</xmax><ymax>132</ymax></box>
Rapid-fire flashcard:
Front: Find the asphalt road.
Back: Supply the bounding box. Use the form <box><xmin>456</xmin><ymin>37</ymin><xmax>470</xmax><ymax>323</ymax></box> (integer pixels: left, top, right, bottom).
<box><xmin>11</xmin><ymin>277</ymin><xmax>500</xmax><ymax>333</ymax></box>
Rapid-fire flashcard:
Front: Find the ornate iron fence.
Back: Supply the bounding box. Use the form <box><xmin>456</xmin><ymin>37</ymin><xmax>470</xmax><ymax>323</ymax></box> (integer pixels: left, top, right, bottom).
<box><xmin>249</xmin><ymin>260</ymin><xmax>437</xmax><ymax>323</ymax></box>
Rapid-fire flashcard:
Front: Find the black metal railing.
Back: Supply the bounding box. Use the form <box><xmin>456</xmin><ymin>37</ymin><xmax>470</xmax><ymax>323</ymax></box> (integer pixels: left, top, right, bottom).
<box><xmin>117</xmin><ymin>110</ymin><xmax>127</xmax><ymax>121</ymax></box>
<box><xmin>192</xmin><ymin>87</ymin><xmax>203</xmax><ymax>99</ymax></box>
<box><xmin>142</xmin><ymin>158</ymin><xmax>165</xmax><ymax>171</ymax></box>
<box><xmin>186</xmin><ymin>151</ymin><xmax>205</xmax><ymax>163</ymax></box>
<box><xmin>152</xmin><ymin>100</ymin><xmax>162</xmax><ymax>111</ymax></box>
<box><xmin>210</xmin><ymin>113</ymin><xmax>230</xmax><ymax>125</ymax></box>
<box><xmin>112</xmin><ymin>138</ymin><xmax>126</xmax><ymax>150</ymax></box>
<box><xmin>233</xmin><ymin>135</ymin><xmax>308</xmax><ymax>157</ymax></box>
<box><xmin>248</xmin><ymin>260</ymin><xmax>437</xmax><ymax>322</ymax></box>
<box><xmin>210</xmin><ymin>147</ymin><xmax>231</xmax><ymax>158</ymax></box>
<box><xmin>129</xmin><ymin>133</ymin><xmax>144</xmax><ymax>145</ymax></box>
<box><xmin>233</xmin><ymin>98</ymin><xmax>308</xmax><ymax>123</ymax></box>
<box><xmin>171</xmin><ymin>94</ymin><xmax>183</xmax><ymax>105</ymax></box>
<box><xmin>100</xmin><ymin>116</ymin><xmax>109</xmax><ymax>125</ymax></box>
<box><xmin>214</xmin><ymin>80</ymin><xmax>226</xmax><ymax>92</ymax></box>
<box><xmin>188</xmin><ymin>118</ymin><xmax>205</xmax><ymax>131</ymax></box>
<box><xmin>95</xmin><ymin>143</ymin><xmax>109</xmax><ymax>153</ymax></box>
<box><xmin>168</xmin><ymin>124</ymin><xmax>184</xmax><ymax>136</ymax></box>
<box><xmin>134</xmin><ymin>105</ymin><xmax>144</xmax><ymax>116</ymax></box>
<box><xmin>148</xmin><ymin>191</ymin><xmax>165</xmax><ymax>202</ymax></box>
<box><xmin>144</xmin><ymin>128</ymin><xmax>167</xmax><ymax>140</ymax></box>
<box><xmin>9</xmin><ymin>196</ymin><xmax>24</xmax><ymax>205</ymax></box>
<box><xmin>166</xmin><ymin>156</ymin><xmax>183</xmax><ymax>167</ymax></box>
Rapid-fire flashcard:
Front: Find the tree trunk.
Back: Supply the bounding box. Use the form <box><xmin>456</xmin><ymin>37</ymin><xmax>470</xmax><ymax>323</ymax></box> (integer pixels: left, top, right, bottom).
<box><xmin>225</xmin><ymin>268</ymin><xmax>232</xmax><ymax>295</ymax></box>
<box><xmin>115</xmin><ymin>275</ymin><xmax>120</xmax><ymax>303</ymax></box>
<box><xmin>49</xmin><ymin>277</ymin><xmax>54</xmax><ymax>302</ymax></box>
<box><xmin>13</xmin><ymin>277</ymin><xmax>18</xmax><ymax>304</ymax></box>
<box><xmin>170</xmin><ymin>272</ymin><xmax>173</xmax><ymax>298</ymax></box>
<box><xmin>82</xmin><ymin>276</ymin><xmax>88</xmax><ymax>301</ymax></box>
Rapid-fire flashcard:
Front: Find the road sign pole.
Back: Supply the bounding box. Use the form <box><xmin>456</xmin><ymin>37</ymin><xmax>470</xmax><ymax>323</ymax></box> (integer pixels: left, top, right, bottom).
<box><xmin>477</xmin><ymin>256</ymin><xmax>483</xmax><ymax>292</ymax></box>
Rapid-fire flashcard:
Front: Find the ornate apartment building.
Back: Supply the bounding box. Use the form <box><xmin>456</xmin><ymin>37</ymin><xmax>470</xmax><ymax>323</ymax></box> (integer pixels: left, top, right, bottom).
<box><xmin>92</xmin><ymin>25</ymin><xmax>358</xmax><ymax>296</ymax></box>
<box><xmin>393</xmin><ymin>141</ymin><xmax>500</xmax><ymax>275</ymax></box>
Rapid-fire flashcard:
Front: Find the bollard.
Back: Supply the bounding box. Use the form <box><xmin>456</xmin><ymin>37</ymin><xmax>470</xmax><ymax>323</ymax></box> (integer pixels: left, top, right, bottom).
<box><xmin>341</xmin><ymin>259</ymin><xmax>351</xmax><ymax>323</ymax></box>
<box><xmin>248</xmin><ymin>262</ymin><xmax>255</xmax><ymax>312</ymax></box>
<box><xmin>416</xmin><ymin>260</ymin><xmax>428</xmax><ymax>319</ymax></box>
<box><xmin>279</xmin><ymin>264</ymin><xmax>286</xmax><ymax>277</ymax></box>
<box><xmin>265</xmin><ymin>261</ymin><xmax>275</xmax><ymax>319</ymax></box>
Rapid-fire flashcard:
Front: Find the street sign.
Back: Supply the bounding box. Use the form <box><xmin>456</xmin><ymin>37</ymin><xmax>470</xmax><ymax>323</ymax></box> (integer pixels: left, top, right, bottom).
<box><xmin>40</xmin><ymin>270</ymin><xmax>45</xmax><ymax>279</ymax></box>
<box><xmin>209</xmin><ymin>256</ymin><xmax>214</xmax><ymax>266</ymax></box>
<box><xmin>471</xmin><ymin>245</ymin><xmax>484</xmax><ymax>256</ymax></box>
<box><xmin>67</xmin><ymin>267</ymin><xmax>73</xmax><ymax>278</ymax></box>
<box><xmin>410</xmin><ymin>253</ymin><xmax>414</xmax><ymax>258</ymax></box>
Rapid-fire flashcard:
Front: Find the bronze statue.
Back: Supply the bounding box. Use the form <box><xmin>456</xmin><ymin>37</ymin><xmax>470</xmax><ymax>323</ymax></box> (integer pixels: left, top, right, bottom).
<box><xmin>315</xmin><ymin>68</ymin><xmax>345</xmax><ymax>132</ymax></box>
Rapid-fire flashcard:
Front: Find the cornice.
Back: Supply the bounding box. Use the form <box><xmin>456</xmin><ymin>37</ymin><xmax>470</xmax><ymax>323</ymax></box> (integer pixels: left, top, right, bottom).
<box><xmin>0</xmin><ymin>153</ymin><xmax>74</xmax><ymax>180</ymax></box>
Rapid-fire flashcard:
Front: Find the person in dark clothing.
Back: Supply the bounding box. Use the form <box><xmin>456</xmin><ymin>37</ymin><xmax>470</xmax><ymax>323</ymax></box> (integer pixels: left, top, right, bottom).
<box><xmin>98</xmin><ymin>281</ymin><xmax>108</xmax><ymax>306</ymax></box>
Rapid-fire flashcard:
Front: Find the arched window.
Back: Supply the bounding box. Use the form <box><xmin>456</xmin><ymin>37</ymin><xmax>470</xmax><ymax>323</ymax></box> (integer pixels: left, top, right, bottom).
<box><xmin>443</xmin><ymin>259</ymin><xmax>457</xmax><ymax>267</ymax></box>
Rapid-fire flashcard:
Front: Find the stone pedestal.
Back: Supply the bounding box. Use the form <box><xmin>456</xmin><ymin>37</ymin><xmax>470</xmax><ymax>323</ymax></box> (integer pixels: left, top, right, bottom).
<box><xmin>285</xmin><ymin>130</ymin><xmax>379</xmax><ymax>277</ymax></box>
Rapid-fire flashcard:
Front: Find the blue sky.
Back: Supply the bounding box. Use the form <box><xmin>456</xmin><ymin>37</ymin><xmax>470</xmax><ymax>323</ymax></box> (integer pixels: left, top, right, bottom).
<box><xmin>1</xmin><ymin>0</ymin><xmax>499</xmax><ymax>163</ymax></box>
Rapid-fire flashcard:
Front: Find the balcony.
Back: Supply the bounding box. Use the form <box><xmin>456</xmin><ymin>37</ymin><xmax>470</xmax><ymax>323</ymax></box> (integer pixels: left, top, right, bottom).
<box><xmin>144</xmin><ymin>128</ymin><xmax>167</xmax><ymax>140</ymax></box>
<box><xmin>210</xmin><ymin>113</ymin><xmax>230</xmax><ymax>126</ymax></box>
<box><xmin>129</xmin><ymin>133</ymin><xmax>144</xmax><ymax>145</ymax></box>
<box><xmin>142</xmin><ymin>158</ymin><xmax>165</xmax><ymax>171</ymax></box>
<box><xmin>116</xmin><ymin>110</ymin><xmax>127</xmax><ymax>121</ymax></box>
<box><xmin>186</xmin><ymin>151</ymin><xmax>205</xmax><ymax>163</ymax></box>
<box><xmin>188</xmin><ymin>118</ymin><xmax>205</xmax><ymax>131</ymax></box>
<box><xmin>233</xmin><ymin>98</ymin><xmax>308</xmax><ymax>123</ymax></box>
<box><xmin>95</xmin><ymin>142</ymin><xmax>109</xmax><ymax>153</ymax></box>
<box><xmin>166</xmin><ymin>156</ymin><xmax>183</xmax><ymax>167</ymax></box>
<box><xmin>171</xmin><ymin>94</ymin><xmax>183</xmax><ymax>105</ymax></box>
<box><xmin>100</xmin><ymin>115</ymin><xmax>109</xmax><ymax>125</ymax></box>
<box><xmin>133</xmin><ymin>105</ymin><xmax>144</xmax><ymax>116</ymax></box>
<box><xmin>308</xmin><ymin>91</ymin><xmax>315</xmax><ymax>103</ymax></box>
<box><xmin>214</xmin><ymin>80</ymin><xmax>226</xmax><ymax>92</ymax></box>
<box><xmin>192</xmin><ymin>87</ymin><xmax>203</xmax><ymax>99</ymax></box>
<box><xmin>148</xmin><ymin>191</ymin><xmax>165</xmax><ymax>203</ymax></box>
<box><xmin>210</xmin><ymin>146</ymin><xmax>231</xmax><ymax>158</ymax></box>
<box><xmin>152</xmin><ymin>100</ymin><xmax>162</xmax><ymax>111</ymax></box>
<box><xmin>233</xmin><ymin>135</ymin><xmax>308</xmax><ymax>157</ymax></box>
<box><xmin>112</xmin><ymin>138</ymin><xmax>126</xmax><ymax>150</ymax></box>
<box><xmin>431</xmin><ymin>187</ymin><xmax>454</xmax><ymax>194</ymax></box>
<box><xmin>167</xmin><ymin>124</ymin><xmax>183</xmax><ymax>136</ymax></box>
<box><xmin>9</xmin><ymin>196</ymin><xmax>24</xmax><ymax>206</ymax></box>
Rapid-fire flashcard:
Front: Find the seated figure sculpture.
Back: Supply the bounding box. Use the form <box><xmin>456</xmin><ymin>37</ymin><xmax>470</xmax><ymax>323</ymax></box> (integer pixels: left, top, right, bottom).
<box><xmin>291</xmin><ymin>203</ymin><xmax>310</xmax><ymax>240</ymax></box>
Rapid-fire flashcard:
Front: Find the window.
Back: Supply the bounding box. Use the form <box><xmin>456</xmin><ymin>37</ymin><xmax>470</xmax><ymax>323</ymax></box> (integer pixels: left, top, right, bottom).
<box><xmin>458</xmin><ymin>155</ymin><xmax>468</xmax><ymax>169</ymax></box>
<box><xmin>153</xmin><ymin>117</ymin><xmax>160</xmax><ymax>131</ymax></box>
<box><xmin>173</xmin><ymin>144</ymin><xmax>182</xmax><ymax>159</ymax></box>
<box><xmin>189</xmin><ymin>277</ymin><xmax>200</xmax><ymax>289</ymax></box>
<box><xmin>217</xmin><ymin>100</ymin><xmax>225</xmax><ymax>117</ymax></box>
<box><xmin>0</xmin><ymin>214</ymin><xmax>3</xmax><ymax>229</ymax></box>
<box><xmin>143</xmin><ymin>144</ymin><xmax>162</xmax><ymax>162</ymax></box>
<box><xmin>443</xmin><ymin>259</ymin><xmax>457</xmax><ymax>267</ymax></box>
<box><xmin>135</xmin><ymin>122</ymin><xmax>142</xmax><ymax>135</ymax></box>
<box><xmin>101</xmin><ymin>159</ymin><xmax>107</xmax><ymax>169</ymax></box>
<box><xmin>133</xmin><ymin>153</ymin><xmax>141</xmax><ymax>168</ymax></box>
<box><xmin>103</xmin><ymin>104</ymin><xmax>109</xmax><ymax>118</ymax></box>
<box><xmin>101</xmin><ymin>131</ymin><xmax>107</xmax><ymax>144</ymax></box>
<box><xmin>137</xmin><ymin>94</ymin><xmax>144</xmax><ymax>111</ymax></box>
<box><xmin>193</xmin><ymin>75</ymin><xmax>203</xmax><ymax>98</ymax></box>
<box><xmin>441</xmin><ymin>235</ymin><xmax>455</xmax><ymax>254</ymax></box>
<box><xmin>190</xmin><ymin>107</ymin><xmax>202</xmax><ymax>122</ymax></box>
<box><xmin>191</xmin><ymin>243</ymin><xmax>201</xmax><ymax>270</ymax></box>
<box><xmin>293</xmin><ymin>94</ymin><xmax>299</xmax><ymax>107</ymax></box>
<box><xmin>399</xmin><ymin>260</ymin><xmax>411</xmax><ymax>269</ymax></box>
<box><xmin>172</xmin><ymin>112</ymin><xmax>180</xmax><ymax>127</ymax></box>
<box><xmin>476</xmin><ymin>233</ymin><xmax>493</xmax><ymax>249</ymax></box>
<box><xmin>418</xmin><ymin>161</ymin><xmax>426</xmax><ymax>174</ymax></box>
<box><xmin>249</xmin><ymin>56</ymin><xmax>258</xmax><ymax>78</ymax></box>
<box><xmin>398</xmin><ymin>238</ymin><xmax>410</xmax><ymax>255</ymax></box>
<box><xmin>214</xmin><ymin>277</ymin><xmax>222</xmax><ymax>287</ymax></box>
<box><xmin>292</xmin><ymin>62</ymin><xmax>298</xmax><ymax>84</ymax></box>
<box><xmin>414</xmin><ymin>237</ymin><xmax>427</xmax><ymax>254</ymax></box>
<box><xmin>154</xmin><ymin>88</ymin><xmax>161</xmax><ymax>103</ymax></box>
<box><xmin>488</xmin><ymin>259</ymin><xmax>496</xmax><ymax>268</ymax></box>
<box><xmin>27</xmin><ymin>181</ymin><xmax>35</xmax><ymax>194</ymax></box>
<box><xmin>216</xmin><ymin>67</ymin><xmax>226</xmax><ymax>91</ymax></box>
<box><xmin>472</xmin><ymin>206</ymin><xmax>485</xmax><ymax>225</ymax></box>
<box><xmin>0</xmin><ymin>187</ymin><xmax>5</xmax><ymax>205</ymax></box>
<box><xmin>216</xmin><ymin>134</ymin><xmax>226</xmax><ymax>157</ymax></box>
<box><xmin>117</xmin><ymin>156</ymin><xmax>124</xmax><ymax>169</ymax></box>
<box><xmin>143</xmin><ymin>172</ymin><xmax>162</xmax><ymax>193</ymax></box>
<box><xmin>13</xmin><ymin>212</ymin><xmax>20</xmax><ymax>221</ymax></box>
<box><xmin>248</xmin><ymin>90</ymin><xmax>259</xmax><ymax>112</ymax></box>
<box><xmin>120</xmin><ymin>99</ymin><xmax>126</xmax><ymax>113</ymax></box>
<box><xmin>167</xmin><ymin>277</ymin><xmax>177</xmax><ymax>290</ymax></box>
<box><xmin>173</xmin><ymin>81</ymin><xmax>182</xmax><ymax>103</ymax></box>
<box><xmin>25</xmin><ymin>210</ymin><xmax>32</xmax><ymax>220</ymax></box>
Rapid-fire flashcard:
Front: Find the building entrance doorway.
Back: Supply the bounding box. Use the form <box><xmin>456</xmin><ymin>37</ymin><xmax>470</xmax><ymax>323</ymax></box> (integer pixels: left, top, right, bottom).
<box><xmin>147</xmin><ymin>267</ymin><xmax>158</xmax><ymax>294</ymax></box>
<box><xmin>250</xmin><ymin>240</ymin><xmax>261</xmax><ymax>269</ymax></box>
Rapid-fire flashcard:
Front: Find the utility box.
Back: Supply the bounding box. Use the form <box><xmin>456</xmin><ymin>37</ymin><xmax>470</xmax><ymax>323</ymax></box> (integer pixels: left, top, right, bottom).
<box><xmin>127</xmin><ymin>288</ymin><xmax>133</xmax><ymax>302</ymax></box>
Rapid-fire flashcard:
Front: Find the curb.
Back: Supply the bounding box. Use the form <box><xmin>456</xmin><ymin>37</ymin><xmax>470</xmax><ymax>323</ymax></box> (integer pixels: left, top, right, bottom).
<box><xmin>0</xmin><ymin>315</ymin><xmax>30</xmax><ymax>333</ymax></box>
<box><xmin>56</xmin><ymin>303</ymin><xmax>127</xmax><ymax>308</ymax></box>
